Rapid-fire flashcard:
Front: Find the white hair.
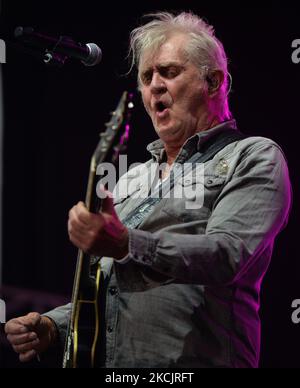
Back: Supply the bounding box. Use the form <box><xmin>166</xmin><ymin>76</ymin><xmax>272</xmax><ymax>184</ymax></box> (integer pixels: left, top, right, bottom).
<box><xmin>129</xmin><ymin>11</ymin><xmax>232</xmax><ymax>120</ymax></box>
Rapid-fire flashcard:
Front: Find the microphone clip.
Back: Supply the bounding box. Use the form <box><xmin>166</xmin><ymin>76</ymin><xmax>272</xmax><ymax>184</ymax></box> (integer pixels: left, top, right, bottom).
<box><xmin>43</xmin><ymin>36</ymin><xmax>74</xmax><ymax>67</ymax></box>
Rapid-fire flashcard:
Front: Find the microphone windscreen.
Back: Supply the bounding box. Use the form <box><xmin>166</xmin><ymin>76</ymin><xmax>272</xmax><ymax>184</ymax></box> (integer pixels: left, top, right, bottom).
<box><xmin>84</xmin><ymin>43</ymin><xmax>102</xmax><ymax>67</ymax></box>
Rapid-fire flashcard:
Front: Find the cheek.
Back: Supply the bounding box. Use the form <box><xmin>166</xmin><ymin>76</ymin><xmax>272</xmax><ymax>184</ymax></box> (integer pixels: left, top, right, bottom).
<box><xmin>141</xmin><ymin>91</ymin><xmax>151</xmax><ymax>115</ymax></box>
<box><xmin>176</xmin><ymin>85</ymin><xmax>206</xmax><ymax>113</ymax></box>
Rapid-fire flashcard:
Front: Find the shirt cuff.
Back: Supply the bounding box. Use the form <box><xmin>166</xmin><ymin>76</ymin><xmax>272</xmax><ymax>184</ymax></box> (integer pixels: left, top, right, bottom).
<box><xmin>116</xmin><ymin>254</ymin><xmax>132</xmax><ymax>265</ymax></box>
<box><xmin>126</xmin><ymin>228</ymin><xmax>157</xmax><ymax>266</ymax></box>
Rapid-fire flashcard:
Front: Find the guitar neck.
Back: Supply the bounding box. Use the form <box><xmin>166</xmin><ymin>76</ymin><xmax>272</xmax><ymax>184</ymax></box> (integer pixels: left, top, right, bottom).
<box><xmin>63</xmin><ymin>91</ymin><xmax>134</xmax><ymax>368</ymax></box>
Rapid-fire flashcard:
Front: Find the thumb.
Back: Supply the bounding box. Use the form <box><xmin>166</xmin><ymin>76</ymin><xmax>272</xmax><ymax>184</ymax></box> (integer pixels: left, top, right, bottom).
<box><xmin>99</xmin><ymin>187</ymin><xmax>116</xmax><ymax>216</ymax></box>
<box><xmin>24</xmin><ymin>312</ymin><xmax>41</xmax><ymax>330</ymax></box>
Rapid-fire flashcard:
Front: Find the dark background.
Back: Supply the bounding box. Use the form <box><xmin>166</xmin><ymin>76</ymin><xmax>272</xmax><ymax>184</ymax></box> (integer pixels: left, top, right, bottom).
<box><xmin>0</xmin><ymin>0</ymin><xmax>299</xmax><ymax>368</ymax></box>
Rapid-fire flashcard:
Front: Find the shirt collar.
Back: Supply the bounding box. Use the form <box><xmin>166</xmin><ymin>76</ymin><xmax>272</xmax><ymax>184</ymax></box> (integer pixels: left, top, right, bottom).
<box><xmin>147</xmin><ymin>119</ymin><xmax>238</xmax><ymax>164</ymax></box>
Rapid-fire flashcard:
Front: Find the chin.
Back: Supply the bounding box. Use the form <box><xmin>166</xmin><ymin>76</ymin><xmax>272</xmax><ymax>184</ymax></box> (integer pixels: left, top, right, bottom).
<box><xmin>157</xmin><ymin>124</ymin><xmax>180</xmax><ymax>138</ymax></box>
<box><xmin>156</xmin><ymin>127</ymin><xmax>173</xmax><ymax>140</ymax></box>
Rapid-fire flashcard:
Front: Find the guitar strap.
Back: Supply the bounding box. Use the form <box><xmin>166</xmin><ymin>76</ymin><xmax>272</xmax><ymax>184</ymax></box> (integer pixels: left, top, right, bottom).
<box><xmin>121</xmin><ymin>128</ymin><xmax>247</xmax><ymax>230</ymax></box>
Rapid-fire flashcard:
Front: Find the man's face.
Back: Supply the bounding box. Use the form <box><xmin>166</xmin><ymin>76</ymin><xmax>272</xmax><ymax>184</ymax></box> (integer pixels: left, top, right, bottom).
<box><xmin>139</xmin><ymin>33</ymin><xmax>208</xmax><ymax>146</ymax></box>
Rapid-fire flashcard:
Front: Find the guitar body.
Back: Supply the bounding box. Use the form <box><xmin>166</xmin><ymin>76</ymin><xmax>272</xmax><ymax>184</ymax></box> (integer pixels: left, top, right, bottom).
<box><xmin>63</xmin><ymin>92</ymin><xmax>134</xmax><ymax>368</ymax></box>
<box><xmin>64</xmin><ymin>255</ymin><xmax>103</xmax><ymax>369</ymax></box>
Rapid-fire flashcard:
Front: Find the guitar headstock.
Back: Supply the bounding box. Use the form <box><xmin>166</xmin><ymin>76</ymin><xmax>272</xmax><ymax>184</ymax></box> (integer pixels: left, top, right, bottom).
<box><xmin>91</xmin><ymin>91</ymin><xmax>134</xmax><ymax>170</ymax></box>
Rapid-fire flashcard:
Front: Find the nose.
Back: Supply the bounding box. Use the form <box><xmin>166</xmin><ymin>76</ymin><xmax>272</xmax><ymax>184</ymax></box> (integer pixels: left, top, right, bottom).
<box><xmin>150</xmin><ymin>72</ymin><xmax>167</xmax><ymax>95</ymax></box>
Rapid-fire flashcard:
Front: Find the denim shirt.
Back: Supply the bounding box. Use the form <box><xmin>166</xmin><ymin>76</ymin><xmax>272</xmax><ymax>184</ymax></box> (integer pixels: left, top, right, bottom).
<box><xmin>46</xmin><ymin>120</ymin><xmax>292</xmax><ymax>368</ymax></box>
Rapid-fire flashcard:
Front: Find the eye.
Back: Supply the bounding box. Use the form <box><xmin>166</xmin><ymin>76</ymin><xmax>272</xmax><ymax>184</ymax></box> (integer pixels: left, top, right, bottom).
<box><xmin>160</xmin><ymin>66</ymin><xmax>181</xmax><ymax>79</ymax></box>
<box><xmin>141</xmin><ymin>70</ymin><xmax>153</xmax><ymax>85</ymax></box>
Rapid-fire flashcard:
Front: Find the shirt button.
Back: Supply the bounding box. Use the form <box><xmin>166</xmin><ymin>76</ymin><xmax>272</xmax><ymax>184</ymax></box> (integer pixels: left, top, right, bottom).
<box><xmin>109</xmin><ymin>287</ymin><xmax>118</xmax><ymax>296</ymax></box>
<box><xmin>107</xmin><ymin>326</ymin><xmax>114</xmax><ymax>334</ymax></box>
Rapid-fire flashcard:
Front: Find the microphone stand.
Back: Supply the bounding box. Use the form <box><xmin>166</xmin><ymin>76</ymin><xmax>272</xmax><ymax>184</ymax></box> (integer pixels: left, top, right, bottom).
<box><xmin>3</xmin><ymin>39</ymin><xmax>68</xmax><ymax>67</ymax></box>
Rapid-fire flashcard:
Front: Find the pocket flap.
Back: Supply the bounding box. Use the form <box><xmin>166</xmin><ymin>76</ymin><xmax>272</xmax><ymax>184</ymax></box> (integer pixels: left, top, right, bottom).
<box><xmin>204</xmin><ymin>175</ymin><xmax>226</xmax><ymax>188</ymax></box>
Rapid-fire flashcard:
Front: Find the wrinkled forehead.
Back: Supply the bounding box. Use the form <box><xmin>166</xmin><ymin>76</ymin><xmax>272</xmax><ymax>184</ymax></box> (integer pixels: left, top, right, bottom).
<box><xmin>139</xmin><ymin>33</ymin><xmax>190</xmax><ymax>73</ymax></box>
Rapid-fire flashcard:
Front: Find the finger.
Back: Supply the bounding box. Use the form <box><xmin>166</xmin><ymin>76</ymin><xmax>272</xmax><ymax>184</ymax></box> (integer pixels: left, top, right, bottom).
<box><xmin>7</xmin><ymin>332</ymin><xmax>37</xmax><ymax>346</ymax></box>
<box><xmin>69</xmin><ymin>231</ymin><xmax>87</xmax><ymax>250</ymax></box>
<box><xmin>19</xmin><ymin>350</ymin><xmax>37</xmax><ymax>363</ymax></box>
<box><xmin>69</xmin><ymin>231</ymin><xmax>98</xmax><ymax>254</ymax></box>
<box><xmin>70</xmin><ymin>209</ymin><xmax>91</xmax><ymax>226</ymax></box>
<box><xmin>68</xmin><ymin>218</ymin><xmax>85</xmax><ymax>236</ymax></box>
<box><xmin>68</xmin><ymin>213</ymin><xmax>91</xmax><ymax>233</ymax></box>
<box><xmin>13</xmin><ymin>339</ymin><xmax>40</xmax><ymax>354</ymax></box>
<box><xmin>5</xmin><ymin>320</ymin><xmax>29</xmax><ymax>335</ymax></box>
<box><xmin>69</xmin><ymin>206</ymin><xmax>88</xmax><ymax>225</ymax></box>
<box><xmin>69</xmin><ymin>223</ymin><xmax>91</xmax><ymax>243</ymax></box>
<box><xmin>74</xmin><ymin>203</ymin><xmax>92</xmax><ymax>224</ymax></box>
<box><xmin>5</xmin><ymin>313</ymin><xmax>41</xmax><ymax>336</ymax></box>
<box><xmin>69</xmin><ymin>213</ymin><xmax>105</xmax><ymax>239</ymax></box>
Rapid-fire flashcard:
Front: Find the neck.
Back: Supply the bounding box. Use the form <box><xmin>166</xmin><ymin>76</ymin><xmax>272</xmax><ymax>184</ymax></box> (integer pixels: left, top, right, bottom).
<box><xmin>164</xmin><ymin>114</ymin><xmax>222</xmax><ymax>166</ymax></box>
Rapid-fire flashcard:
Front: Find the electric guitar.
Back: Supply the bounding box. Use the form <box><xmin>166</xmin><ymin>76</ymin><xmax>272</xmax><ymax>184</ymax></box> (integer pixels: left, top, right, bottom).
<box><xmin>63</xmin><ymin>91</ymin><xmax>134</xmax><ymax>368</ymax></box>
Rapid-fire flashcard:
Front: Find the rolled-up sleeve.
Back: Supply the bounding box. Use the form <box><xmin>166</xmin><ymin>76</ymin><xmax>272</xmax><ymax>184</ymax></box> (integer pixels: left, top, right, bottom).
<box><xmin>126</xmin><ymin>141</ymin><xmax>292</xmax><ymax>286</ymax></box>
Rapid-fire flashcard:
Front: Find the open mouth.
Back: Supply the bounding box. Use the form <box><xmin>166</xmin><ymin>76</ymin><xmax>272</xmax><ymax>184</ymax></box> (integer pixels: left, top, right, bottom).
<box><xmin>156</xmin><ymin>101</ymin><xmax>167</xmax><ymax>112</ymax></box>
<box><xmin>155</xmin><ymin>101</ymin><xmax>170</xmax><ymax>116</ymax></box>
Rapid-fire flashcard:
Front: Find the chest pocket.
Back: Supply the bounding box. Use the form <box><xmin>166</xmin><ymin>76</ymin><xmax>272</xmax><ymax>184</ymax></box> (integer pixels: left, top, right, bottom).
<box><xmin>203</xmin><ymin>175</ymin><xmax>226</xmax><ymax>210</ymax></box>
<box><xmin>161</xmin><ymin>174</ymin><xmax>226</xmax><ymax>223</ymax></box>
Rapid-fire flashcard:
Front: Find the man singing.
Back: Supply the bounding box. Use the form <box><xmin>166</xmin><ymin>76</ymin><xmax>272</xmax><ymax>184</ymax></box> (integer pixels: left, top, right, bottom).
<box><xmin>5</xmin><ymin>11</ymin><xmax>292</xmax><ymax>368</ymax></box>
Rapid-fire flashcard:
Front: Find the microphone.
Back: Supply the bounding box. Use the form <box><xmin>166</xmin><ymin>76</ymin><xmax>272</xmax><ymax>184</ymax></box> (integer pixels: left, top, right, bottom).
<box><xmin>14</xmin><ymin>26</ymin><xmax>102</xmax><ymax>67</ymax></box>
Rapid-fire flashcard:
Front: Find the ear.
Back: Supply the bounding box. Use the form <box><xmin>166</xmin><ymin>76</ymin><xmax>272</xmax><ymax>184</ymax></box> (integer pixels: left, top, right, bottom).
<box><xmin>206</xmin><ymin>70</ymin><xmax>225</xmax><ymax>97</ymax></box>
